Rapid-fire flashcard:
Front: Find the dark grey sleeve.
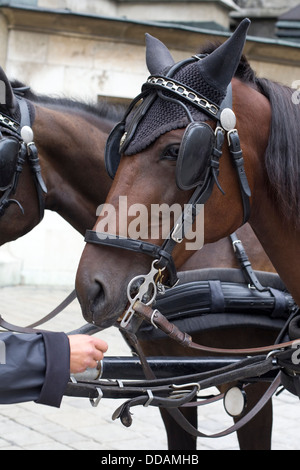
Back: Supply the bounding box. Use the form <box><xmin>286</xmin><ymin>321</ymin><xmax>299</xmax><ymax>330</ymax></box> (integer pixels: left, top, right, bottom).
<box><xmin>0</xmin><ymin>331</ymin><xmax>70</xmax><ymax>407</ymax></box>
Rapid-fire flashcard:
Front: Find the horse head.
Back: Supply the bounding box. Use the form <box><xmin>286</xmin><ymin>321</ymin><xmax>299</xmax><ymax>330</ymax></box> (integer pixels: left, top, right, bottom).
<box><xmin>75</xmin><ymin>19</ymin><xmax>273</xmax><ymax>328</ymax></box>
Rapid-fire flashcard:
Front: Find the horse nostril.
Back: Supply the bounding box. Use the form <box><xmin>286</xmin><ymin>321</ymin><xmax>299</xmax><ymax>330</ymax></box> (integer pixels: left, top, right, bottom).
<box><xmin>78</xmin><ymin>279</ymin><xmax>106</xmax><ymax>324</ymax></box>
<box><xmin>91</xmin><ymin>280</ymin><xmax>105</xmax><ymax>311</ymax></box>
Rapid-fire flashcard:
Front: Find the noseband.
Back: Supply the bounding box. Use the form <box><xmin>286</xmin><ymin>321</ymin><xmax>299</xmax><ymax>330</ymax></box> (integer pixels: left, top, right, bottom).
<box><xmin>0</xmin><ymin>93</ymin><xmax>47</xmax><ymax>221</ymax></box>
<box><xmin>85</xmin><ymin>55</ymin><xmax>252</xmax><ymax>324</ymax></box>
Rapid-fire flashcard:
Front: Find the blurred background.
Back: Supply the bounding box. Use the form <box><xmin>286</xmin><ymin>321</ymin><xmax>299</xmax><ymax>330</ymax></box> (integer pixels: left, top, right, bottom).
<box><xmin>0</xmin><ymin>0</ymin><xmax>299</xmax><ymax>287</ymax></box>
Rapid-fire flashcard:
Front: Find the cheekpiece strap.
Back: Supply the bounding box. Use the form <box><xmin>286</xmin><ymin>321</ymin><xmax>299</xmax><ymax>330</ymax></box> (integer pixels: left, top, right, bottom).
<box><xmin>228</xmin><ymin>130</ymin><xmax>251</xmax><ymax>224</ymax></box>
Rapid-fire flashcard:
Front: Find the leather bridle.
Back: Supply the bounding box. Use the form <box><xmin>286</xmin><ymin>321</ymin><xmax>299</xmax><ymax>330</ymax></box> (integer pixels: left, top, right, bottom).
<box><xmin>85</xmin><ymin>55</ymin><xmax>252</xmax><ymax>308</ymax></box>
<box><xmin>0</xmin><ymin>95</ymin><xmax>47</xmax><ymax>221</ymax></box>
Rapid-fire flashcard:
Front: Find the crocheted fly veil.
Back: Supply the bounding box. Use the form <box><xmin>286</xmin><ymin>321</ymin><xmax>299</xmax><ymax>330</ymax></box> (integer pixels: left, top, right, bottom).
<box><xmin>122</xmin><ymin>19</ymin><xmax>250</xmax><ymax>156</ymax></box>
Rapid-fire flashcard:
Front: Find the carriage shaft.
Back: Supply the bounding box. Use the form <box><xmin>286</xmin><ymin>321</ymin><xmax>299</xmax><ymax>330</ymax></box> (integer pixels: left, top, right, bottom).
<box><xmin>73</xmin><ymin>356</ymin><xmax>251</xmax><ymax>381</ymax></box>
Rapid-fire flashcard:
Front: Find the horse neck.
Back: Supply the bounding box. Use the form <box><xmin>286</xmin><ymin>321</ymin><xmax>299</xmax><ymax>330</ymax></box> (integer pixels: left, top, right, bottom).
<box><xmin>32</xmin><ymin>103</ymin><xmax>113</xmax><ymax>234</ymax></box>
<box><xmin>244</xmin><ymin>81</ymin><xmax>300</xmax><ymax>306</ymax></box>
<box><xmin>240</xmin><ymin>77</ymin><xmax>300</xmax><ymax>307</ymax></box>
<box><xmin>250</xmin><ymin>194</ymin><xmax>300</xmax><ymax>306</ymax></box>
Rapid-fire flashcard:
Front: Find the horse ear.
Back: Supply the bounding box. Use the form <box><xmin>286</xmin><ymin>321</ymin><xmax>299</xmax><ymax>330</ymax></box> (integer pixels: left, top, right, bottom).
<box><xmin>145</xmin><ymin>33</ymin><xmax>175</xmax><ymax>74</ymax></box>
<box><xmin>0</xmin><ymin>66</ymin><xmax>18</xmax><ymax>113</ymax></box>
<box><xmin>198</xmin><ymin>18</ymin><xmax>251</xmax><ymax>95</ymax></box>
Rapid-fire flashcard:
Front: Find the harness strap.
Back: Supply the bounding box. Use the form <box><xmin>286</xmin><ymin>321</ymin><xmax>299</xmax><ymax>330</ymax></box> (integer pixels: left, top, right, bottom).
<box><xmin>270</xmin><ymin>288</ymin><xmax>291</xmax><ymax>319</ymax></box>
<box><xmin>0</xmin><ymin>289</ymin><xmax>77</xmax><ymax>334</ymax></box>
<box><xmin>65</xmin><ymin>349</ymin><xmax>280</xmax><ymax>439</ymax></box>
<box><xmin>17</xmin><ymin>96</ymin><xmax>31</xmax><ymax>129</ymax></box>
<box><xmin>0</xmin><ymin>316</ymin><xmax>46</xmax><ymax>334</ymax></box>
<box><xmin>133</xmin><ymin>301</ymin><xmax>300</xmax><ymax>355</ymax></box>
<box><xmin>0</xmin><ymin>184</ymin><xmax>25</xmax><ymax>217</ymax></box>
<box><xmin>19</xmin><ymin>96</ymin><xmax>47</xmax><ymax>222</ymax></box>
<box><xmin>209</xmin><ymin>280</ymin><xmax>225</xmax><ymax>313</ymax></box>
<box><xmin>85</xmin><ymin>230</ymin><xmax>179</xmax><ymax>287</ymax></box>
<box><xmin>143</xmin><ymin>75</ymin><xmax>220</xmax><ymax>120</ymax></box>
<box><xmin>230</xmin><ymin>233</ymin><xmax>267</xmax><ymax>291</ymax></box>
<box><xmin>27</xmin><ymin>142</ymin><xmax>47</xmax><ymax>222</ymax></box>
<box><xmin>104</xmin><ymin>323</ymin><xmax>281</xmax><ymax>438</ymax></box>
<box><xmin>107</xmin><ymin>305</ymin><xmax>280</xmax><ymax>438</ymax></box>
<box><xmin>228</xmin><ymin>130</ymin><xmax>251</xmax><ymax>224</ymax></box>
<box><xmin>164</xmin><ymin>373</ymin><xmax>280</xmax><ymax>439</ymax></box>
<box><xmin>0</xmin><ymin>95</ymin><xmax>46</xmax><ymax>221</ymax></box>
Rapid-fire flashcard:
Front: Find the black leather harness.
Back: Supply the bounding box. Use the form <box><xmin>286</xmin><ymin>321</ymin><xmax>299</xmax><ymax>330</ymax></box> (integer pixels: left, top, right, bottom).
<box><xmin>0</xmin><ymin>94</ymin><xmax>47</xmax><ymax>221</ymax></box>
<box><xmin>85</xmin><ymin>55</ymin><xmax>251</xmax><ymax>290</ymax></box>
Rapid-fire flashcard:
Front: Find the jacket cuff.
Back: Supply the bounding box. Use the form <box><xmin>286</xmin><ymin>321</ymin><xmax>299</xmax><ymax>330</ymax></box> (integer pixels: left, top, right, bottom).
<box><xmin>36</xmin><ymin>332</ymin><xmax>70</xmax><ymax>408</ymax></box>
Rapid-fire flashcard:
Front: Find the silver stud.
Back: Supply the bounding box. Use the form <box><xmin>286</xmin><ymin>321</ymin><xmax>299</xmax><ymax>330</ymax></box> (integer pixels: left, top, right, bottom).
<box><xmin>21</xmin><ymin>126</ymin><xmax>34</xmax><ymax>144</ymax></box>
<box><xmin>220</xmin><ymin>108</ymin><xmax>236</xmax><ymax>131</ymax></box>
<box><xmin>223</xmin><ymin>386</ymin><xmax>246</xmax><ymax>417</ymax></box>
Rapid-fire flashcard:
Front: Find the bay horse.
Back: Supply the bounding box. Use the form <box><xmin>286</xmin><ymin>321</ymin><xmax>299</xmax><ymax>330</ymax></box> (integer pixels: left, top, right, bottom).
<box><xmin>0</xmin><ymin>63</ymin><xmax>286</xmax><ymax>449</ymax></box>
<box><xmin>75</xmin><ymin>19</ymin><xmax>299</xmax><ymax>449</ymax></box>
<box><xmin>0</xmin><ymin>71</ymin><xmax>115</xmax><ymax>246</ymax></box>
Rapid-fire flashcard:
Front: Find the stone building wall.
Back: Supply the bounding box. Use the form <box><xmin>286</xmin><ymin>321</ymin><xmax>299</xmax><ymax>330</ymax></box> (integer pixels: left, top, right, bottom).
<box><xmin>231</xmin><ymin>0</ymin><xmax>300</xmax><ymax>37</ymax></box>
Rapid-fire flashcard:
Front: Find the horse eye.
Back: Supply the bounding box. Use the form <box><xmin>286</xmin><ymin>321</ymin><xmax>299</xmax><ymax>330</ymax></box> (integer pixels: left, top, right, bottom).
<box><xmin>161</xmin><ymin>145</ymin><xmax>180</xmax><ymax>161</ymax></box>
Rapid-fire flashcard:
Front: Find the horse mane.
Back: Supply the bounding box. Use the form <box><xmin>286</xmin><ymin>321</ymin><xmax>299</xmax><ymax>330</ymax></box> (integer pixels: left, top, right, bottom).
<box><xmin>200</xmin><ymin>42</ymin><xmax>300</xmax><ymax>227</ymax></box>
<box><xmin>10</xmin><ymin>79</ymin><xmax>125</xmax><ymax>123</ymax></box>
<box><xmin>255</xmin><ymin>78</ymin><xmax>300</xmax><ymax>227</ymax></box>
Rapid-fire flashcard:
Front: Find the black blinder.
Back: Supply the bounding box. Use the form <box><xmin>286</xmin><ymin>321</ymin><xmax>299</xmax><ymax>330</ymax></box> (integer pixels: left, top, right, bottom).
<box><xmin>0</xmin><ymin>137</ymin><xmax>20</xmax><ymax>189</ymax></box>
<box><xmin>105</xmin><ymin>92</ymin><xmax>157</xmax><ymax>180</ymax></box>
<box><xmin>105</xmin><ymin>122</ymin><xmax>125</xmax><ymax>180</ymax></box>
<box><xmin>176</xmin><ymin>121</ymin><xmax>215</xmax><ymax>191</ymax></box>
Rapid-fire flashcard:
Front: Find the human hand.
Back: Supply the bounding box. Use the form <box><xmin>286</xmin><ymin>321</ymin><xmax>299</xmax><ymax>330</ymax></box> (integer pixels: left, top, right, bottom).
<box><xmin>68</xmin><ymin>335</ymin><xmax>108</xmax><ymax>374</ymax></box>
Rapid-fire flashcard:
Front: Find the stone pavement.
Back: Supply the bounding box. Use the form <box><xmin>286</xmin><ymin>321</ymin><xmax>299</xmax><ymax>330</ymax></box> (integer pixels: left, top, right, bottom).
<box><xmin>0</xmin><ymin>285</ymin><xmax>300</xmax><ymax>451</ymax></box>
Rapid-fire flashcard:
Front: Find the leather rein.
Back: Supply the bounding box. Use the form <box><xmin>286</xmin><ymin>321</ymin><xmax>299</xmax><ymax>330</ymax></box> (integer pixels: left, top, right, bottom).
<box><xmin>0</xmin><ymin>87</ymin><xmax>298</xmax><ymax>438</ymax></box>
<box><xmin>0</xmin><ymin>236</ymin><xmax>298</xmax><ymax>439</ymax></box>
<box><xmin>80</xmin><ymin>73</ymin><xmax>300</xmax><ymax>437</ymax></box>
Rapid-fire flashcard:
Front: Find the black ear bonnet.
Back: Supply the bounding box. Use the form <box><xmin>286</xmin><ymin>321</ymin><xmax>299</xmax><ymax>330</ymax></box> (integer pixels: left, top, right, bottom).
<box><xmin>105</xmin><ymin>19</ymin><xmax>251</xmax><ymax>190</ymax></box>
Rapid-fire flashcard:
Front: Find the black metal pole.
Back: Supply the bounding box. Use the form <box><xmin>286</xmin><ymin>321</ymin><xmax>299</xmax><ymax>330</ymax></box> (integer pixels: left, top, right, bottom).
<box><xmin>102</xmin><ymin>356</ymin><xmax>246</xmax><ymax>379</ymax></box>
<box><xmin>73</xmin><ymin>356</ymin><xmax>246</xmax><ymax>381</ymax></box>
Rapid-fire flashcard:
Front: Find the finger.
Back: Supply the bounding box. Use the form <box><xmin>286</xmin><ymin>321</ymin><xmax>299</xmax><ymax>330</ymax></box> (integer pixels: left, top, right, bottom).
<box><xmin>92</xmin><ymin>350</ymin><xmax>105</xmax><ymax>363</ymax></box>
<box><xmin>93</xmin><ymin>338</ymin><xmax>108</xmax><ymax>353</ymax></box>
<box><xmin>91</xmin><ymin>359</ymin><xmax>101</xmax><ymax>370</ymax></box>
